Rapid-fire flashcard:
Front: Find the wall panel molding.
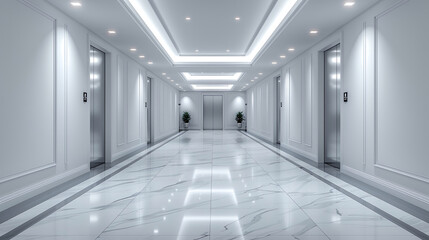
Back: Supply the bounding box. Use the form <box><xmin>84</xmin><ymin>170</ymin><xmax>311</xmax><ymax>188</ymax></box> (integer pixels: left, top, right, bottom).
<box><xmin>373</xmin><ymin>0</ymin><xmax>408</xmax><ymax>166</ymax></box>
<box><xmin>64</xmin><ymin>24</ymin><xmax>69</xmax><ymax>168</ymax></box>
<box><xmin>288</xmin><ymin>61</ymin><xmax>303</xmax><ymax>144</ymax></box>
<box><xmin>303</xmin><ymin>55</ymin><xmax>313</xmax><ymax>147</ymax></box>
<box><xmin>0</xmin><ymin>164</ymin><xmax>56</xmax><ymax>184</ymax></box>
<box><xmin>126</xmin><ymin>61</ymin><xmax>141</xmax><ymax>144</ymax></box>
<box><xmin>0</xmin><ymin>0</ymin><xmax>57</xmax><ymax>182</ymax></box>
<box><xmin>116</xmin><ymin>56</ymin><xmax>126</xmax><ymax>146</ymax></box>
<box><xmin>0</xmin><ymin>165</ymin><xmax>87</xmax><ymax>211</ymax></box>
<box><xmin>374</xmin><ymin>164</ymin><xmax>429</xmax><ymax>184</ymax></box>
<box><xmin>362</xmin><ymin>21</ymin><xmax>367</xmax><ymax>166</ymax></box>
<box><xmin>374</xmin><ymin>0</ymin><xmax>428</xmax><ymax>181</ymax></box>
<box><xmin>343</xmin><ymin>165</ymin><xmax>429</xmax><ymax>207</ymax></box>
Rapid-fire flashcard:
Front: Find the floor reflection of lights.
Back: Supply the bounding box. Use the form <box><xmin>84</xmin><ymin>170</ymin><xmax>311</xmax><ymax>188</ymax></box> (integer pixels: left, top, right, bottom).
<box><xmin>192</xmin><ymin>168</ymin><xmax>232</xmax><ymax>181</ymax></box>
<box><xmin>176</xmin><ymin>215</ymin><xmax>244</xmax><ymax>240</ymax></box>
<box><xmin>184</xmin><ymin>188</ymin><xmax>238</xmax><ymax>206</ymax></box>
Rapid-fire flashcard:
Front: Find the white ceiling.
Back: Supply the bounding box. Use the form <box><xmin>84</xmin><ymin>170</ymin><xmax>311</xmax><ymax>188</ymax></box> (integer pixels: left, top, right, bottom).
<box><xmin>46</xmin><ymin>0</ymin><xmax>380</xmax><ymax>91</ymax></box>
<box><xmin>149</xmin><ymin>0</ymin><xmax>276</xmax><ymax>56</ymax></box>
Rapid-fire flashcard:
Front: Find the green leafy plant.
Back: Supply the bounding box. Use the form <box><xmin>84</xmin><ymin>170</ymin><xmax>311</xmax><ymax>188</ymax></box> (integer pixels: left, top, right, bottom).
<box><xmin>182</xmin><ymin>112</ymin><xmax>191</xmax><ymax>123</ymax></box>
<box><xmin>235</xmin><ymin>111</ymin><xmax>244</xmax><ymax>123</ymax></box>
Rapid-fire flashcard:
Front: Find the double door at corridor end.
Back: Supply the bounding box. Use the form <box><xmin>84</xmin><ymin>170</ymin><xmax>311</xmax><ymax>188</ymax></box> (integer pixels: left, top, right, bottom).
<box><xmin>203</xmin><ymin>95</ymin><xmax>223</xmax><ymax>130</ymax></box>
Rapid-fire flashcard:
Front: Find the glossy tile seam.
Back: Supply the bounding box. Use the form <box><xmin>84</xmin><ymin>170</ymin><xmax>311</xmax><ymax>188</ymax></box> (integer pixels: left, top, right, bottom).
<box><xmin>240</xmin><ymin>131</ymin><xmax>429</xmax><ymax>240</ymax></box>
<box><xmin>0</xmin><ymin>132</ymin><xmax>185</xmax><ymax>240</ymax></box>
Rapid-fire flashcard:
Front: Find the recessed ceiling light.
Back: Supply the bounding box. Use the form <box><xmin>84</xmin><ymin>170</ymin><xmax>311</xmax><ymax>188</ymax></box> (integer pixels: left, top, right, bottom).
<box><xmin>195</xmin><ymin>49</ymin><xmax>199</xmax><ymax>53</ymax></box>
<box><xmin>148</xmin><ymin>61</ymin><xmax>153</xmax><ymax>64</ymax></box>
<box><xmin>245</xmin><ymin>84</ymin><xmax>249</xmax><ymax>85</ymax></box>
<box><xmin>176</xmin><ymin>84</ymin><xmax>179</xmax><ymax>86</ymax></box>
<box><xmin>288</xmin><ymin>48</ymin><xmax>295</xmax><ymax>52</ymax></box>
<box><xmin>182</xmin><ymin>72</ymin><xmax>243</xmax><ymax>81</ymax></box>
<box><xmin>235</xmin><ymin>17</ymin><xmax>240</xmax><ymax>21</ymax></box>
<box><xmin>70</xmin><ymin>2</ymin><xmax>82</xmax><ymax>7</ymax></box>
<box><xmin>226</xmin><ymin>49</ymin><xmax>230</xmax><ymax>53</ymax></box>
<box><xmin>185</xmin><ymin>17</ymin><xmax>191</xmax><ymax>21</ymax></box>
<box><xmin>258</xmin><ymin>73</ymin><xmax>263</xmax><ymax>75</ymax></box>
<box><xmin>167</xmin><ymin>77</ymin><xmax>171</xmax><ymax>79</ymax></box>
<box><xmin>309</xmin><ymin>30</ymin><xmax>319</xmax><ymax>34</ymax></box>
<box><xmin>344</xmin><ymin>1</ymin><xmax>355</xmax><ymax>7</ymax></box>
<box><xmin>254</xmin><ymin>77</ymin><xmax>259</xmax><ymax>79</ymax></box>
<box><xmin>280</xmin><ymin>55</ymin><xmax>286</xmax><ymax>59</ymax></box>
<box><xmin>139</xmin><ymin>55</ymin><xmax>145</xmax><ymax>58</ymax></box>
<box><xmin>251</xmin><ymin>80</ymin><xmax>254</xmax><ymax>82</ymax></box>
<box><xmin>171</xmin><ymin>80</ymin><xmax>174</xmax><ymax>82</ymax></box>
<box><xmin>272</xmin><ymin>61</ymin><xmax>278</xmax><ymax>65</ymax></box>
<box><xmin>126</xmin><ymin>0</ymin><xmax>299</xmax><ymax>64</ymax></box>
<box><xmin>107</xmin><ymin>30</ymin><xmax>116</xmax><ymax>34</ymax></box>
<box><xmin>130</xmin><ymin>48</ymin><xmax>137</xmax><ymax>52</ymax></box>
<box><xmin>162</xmin><ymin>73</ymin><xmax>166</xmax><ymax>75</ymax></box>
<box><xmin>191</xmin><ymin>84</ymin><xmax>234</xmax><ymax>90</ymax></box>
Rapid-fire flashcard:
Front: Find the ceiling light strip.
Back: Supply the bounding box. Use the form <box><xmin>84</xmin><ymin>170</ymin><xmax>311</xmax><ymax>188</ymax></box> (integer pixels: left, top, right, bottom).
<box><xmin>191</xmin><ymin>84</ymin><xmax>234</xmax><ymax>90</ymax></box>
<box><xmin>182</xmin><ymin>72</ymin><xmax>243</xmax><ymax>81</ymax></box>
<box><xmin>125</xmin><ymin>0</ymin><xmax>301</xmax><ymax>64</ymax></box>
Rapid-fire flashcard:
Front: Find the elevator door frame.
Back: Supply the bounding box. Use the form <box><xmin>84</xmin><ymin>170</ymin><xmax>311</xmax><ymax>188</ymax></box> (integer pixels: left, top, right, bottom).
<box><xmin>90</xmin><ymin>45</ymin><xmax>106</xmax><ymax>168</ymax></box>
<box><xmin>146</xmin><ymin>77</ymin><xmax>152</xmax><ymax>144</ymax></box>
<box><xmin>274</xmin><ymin>75</ymin><xmax>281</xmax><ymax>144</ymax></box>
<box><xmin>323</xmin><ymin>43</ymin><xmax>341</xmax><ymax>169</ymax></box>
<box><xmin>203</xmin><ymin>95</ymin><xmax>224</xmax><ymax>130</ymax></box>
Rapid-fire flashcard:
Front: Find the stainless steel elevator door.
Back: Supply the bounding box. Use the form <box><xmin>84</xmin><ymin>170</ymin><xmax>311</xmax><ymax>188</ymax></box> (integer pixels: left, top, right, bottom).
<box><xmin>276</xmin><ymin>76</ymin><xmax>281</xmax><ymax>144</ymax></box>
<box><xmin>324</xmin><ymin>44</ymin><xmax>341</xmax><ymax>168</ymax></box>
<box><xmin>146</xmin><ymin>77</ymin><xmax>151</xmax><ymax>143</ymax></box>
<box><xmin>203</xmin><ymin>95</ymin><xmax>223</xmax><ymax>130</ymax></box>
<box><xmin>90</xmin><ymin>46</ymin><xmax>105</xmax><ymax>168</ymax></box>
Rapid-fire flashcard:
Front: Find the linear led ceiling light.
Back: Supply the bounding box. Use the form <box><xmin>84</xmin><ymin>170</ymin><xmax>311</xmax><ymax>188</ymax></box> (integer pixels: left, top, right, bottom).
<box><xmin>124</xmin><ymin>0</ymin><xmax>301</xmax><ymax>64</ymax></box>
<box><xmin>191</xmin><ymin>84</ymin><xmax>234</xmax><ymax>90</ymax></box>
<box><xmin>182</xmin><ymin>72</ymin><xmax>243</xmax><ymax>81</ymax></box>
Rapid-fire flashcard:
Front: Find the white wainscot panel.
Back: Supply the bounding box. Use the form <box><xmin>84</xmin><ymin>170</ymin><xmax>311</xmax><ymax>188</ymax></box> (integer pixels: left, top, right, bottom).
<box><xmin>289</xmin><ymin>61</ymin><xmax>303</xmax><ymax>144</ymax></box>
<box><xmin>116</xmin><ymin>56</ymin><xmax>126</xmax><ymax>146</ymax></box>
<box><xmin>127</xmin><ymin>61</ymin><xmax>141</xmax><ymax>143</ymax></box>
<box><xmin>303</xmin><ymin>55</ymin><xmax>312</xmax><ymax>147</ymax></box>
<box><xmin>0</xmin><ymin>1</ymin><xmax>56</xmax><ymax>182</ymax></box>
<box><xmin>376</xmin><ymin>0</ymin><xmax>429</xmax><ymax>181</ymax></box>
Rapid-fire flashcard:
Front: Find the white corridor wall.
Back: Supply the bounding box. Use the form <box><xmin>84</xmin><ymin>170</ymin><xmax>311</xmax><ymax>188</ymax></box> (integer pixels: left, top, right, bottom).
<box><xmin>246</xmin><ymin>72</ymin><xmax>278</xmax><ymax>142</ymax></box>
<box><xmin>246</xmin><ymin>0</ymin><xmax>429</xmax><ymax>211</ymax></box>
<box><xmin>151</xmin><ymin>76</ymin><xmax>179</xmax><ymax>142</ymax></box>
<box><xmin>179</xmin><ymin>92</ymin><xmax>246</xmax><ymax>130</ymax></box>
<box><xmin>0</xmin><ymin>0</ymin><xmax>178</xmax><ymax>211</ymax></box>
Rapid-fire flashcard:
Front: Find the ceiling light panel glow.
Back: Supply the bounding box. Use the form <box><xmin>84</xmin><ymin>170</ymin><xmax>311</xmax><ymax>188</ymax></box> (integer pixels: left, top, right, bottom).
<box><xmin>124</xmin><ymin>0</ymin><xmax>301</xmax><ymax>64</ymax></box>
<box><xmin>191</xmin><ymin>84</ymin><xmax>234</xmax><ymax>90</ymax></box>
<box><xmin>182</xmin><ymin>72</ymin><xmax>243</xmax><ymax>81</ymax></box>
<box><xmin>70</xmin><ymin>2</ymin><xmax>82</xmax><ymax>7</ymax></box>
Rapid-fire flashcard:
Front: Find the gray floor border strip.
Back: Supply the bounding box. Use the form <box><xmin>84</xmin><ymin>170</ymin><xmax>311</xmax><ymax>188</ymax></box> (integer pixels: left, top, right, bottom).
<box><xmin>239</xmin><ymin>131</ymin><xmax>429</xmax><ymax>240</ymax></box>
<box><xmin>0</xmin><ymin>132</ymin><xmax>185</xmax><ymax>240</ymax></box>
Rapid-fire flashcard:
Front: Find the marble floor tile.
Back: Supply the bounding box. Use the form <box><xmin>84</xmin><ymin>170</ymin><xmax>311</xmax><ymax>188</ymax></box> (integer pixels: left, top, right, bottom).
<box><xmin>13</xmin><ymin>236</ymin><xmax>97</xmax><ymax>240</ymax></box>
<box><xmin>209</xmin><ymin>236</ymin><xmax>330</xmax><ymax>240</ymax></box>
<box><xmin>18</xmin><ymin>207</ymin><xmax>124</xmax><ymax>236</ymax></box>
<box><xmin>209</xmin><ymin>208</ymin><xmax>325</xmax><ymax>237</ymax></box>
<box><xmin>2</xmin><ymin>131</ymin><xmax>426</xmax><ymax>240</ymax></box>
<box><xmin>100</xmin><ymin>208</ymin><xmax>210</xmax><ymax>237</ymax></box>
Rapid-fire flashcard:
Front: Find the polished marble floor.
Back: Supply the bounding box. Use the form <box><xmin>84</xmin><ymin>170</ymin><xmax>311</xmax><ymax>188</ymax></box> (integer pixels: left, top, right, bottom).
<box><xmin>1</xmin><ymin>131</ymin><xmax>427</xmax><ymax>239</ymax></box>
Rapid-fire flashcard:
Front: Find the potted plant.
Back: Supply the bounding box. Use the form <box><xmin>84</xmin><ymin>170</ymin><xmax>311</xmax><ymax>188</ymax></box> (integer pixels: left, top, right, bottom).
<box><xmin>182</xmin><ymin>112</ymin><xmax>191</xmax><ymax>129</ymax></box>
<box><xmin>235</xmin><ymin>111</ymin><xmax>245</xmax><ymax>128</ymax></box>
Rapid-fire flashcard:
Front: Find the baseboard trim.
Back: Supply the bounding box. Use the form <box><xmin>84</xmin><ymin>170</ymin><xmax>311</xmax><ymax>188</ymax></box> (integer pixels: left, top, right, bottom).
<box><xmin>112</xmin><ymin>142</ymin><xmax>147</xmax><ymax>162</ymax></box>
<box><xmin>0</xmin><ymin>165</ymin><xmax>88</xmax><ymax>212</ymax></box>
<box><xmin>247</xmin><ymin>130</ymin><xmax>272</xmax><ymax>143</ymax></box>
<box><xmin>280</xmin><ymin>143</ymin><xmax>317</xmax><ymax>162</ymax></box>
<box><xmin>342</xmin><ymin>165</ymin><xmax>429</xmax><ymax>210</ymax></box>
<box><xmin>153</xmin><ymin>130</ymin><xmax>179</xmax><ymax>143</ymax></box>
